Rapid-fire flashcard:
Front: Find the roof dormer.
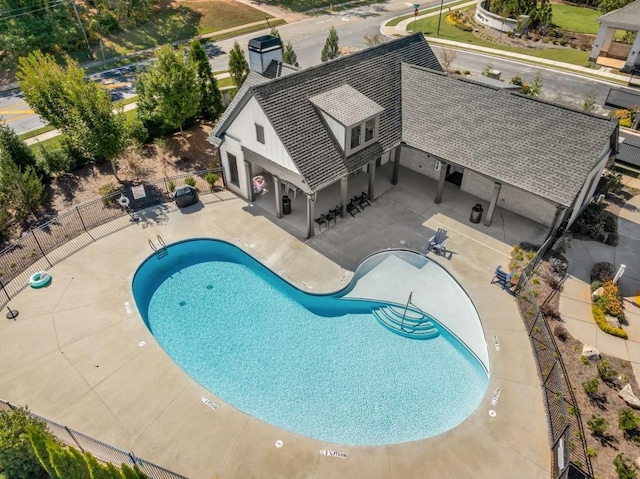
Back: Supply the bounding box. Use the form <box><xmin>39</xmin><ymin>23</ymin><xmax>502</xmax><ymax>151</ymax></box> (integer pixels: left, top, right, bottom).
<box><xmin>310</xmin><ymin>84</ymin><xmax>384</xmax><ymax>156</ymax></box>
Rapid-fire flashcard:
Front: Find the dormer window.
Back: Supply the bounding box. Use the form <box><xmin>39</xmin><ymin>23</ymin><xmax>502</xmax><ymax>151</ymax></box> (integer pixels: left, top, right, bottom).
<box><xmin>350</xmin><ymin>125</ymin><xmax>361</xmax><ymax>149</ymax></box>
<box><xmin>309</xmin><ymin>84</ymin><xmax>384</xmax><ymax>157</ymax></box>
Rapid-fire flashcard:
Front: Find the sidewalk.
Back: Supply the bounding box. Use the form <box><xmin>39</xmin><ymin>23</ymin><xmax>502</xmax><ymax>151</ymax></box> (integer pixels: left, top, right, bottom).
<box><xmin>559</xmin><ymin>189</ymin><xmax>640</xmax><ymax>380</ymax></box>
<box><xmin>381</xmin><ymin>4</ymin><xmax>632</xmax><ymax>84</ymax></box>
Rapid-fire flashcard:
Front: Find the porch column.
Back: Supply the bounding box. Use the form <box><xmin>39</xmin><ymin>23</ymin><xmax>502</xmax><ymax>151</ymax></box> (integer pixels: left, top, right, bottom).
<box><xmin>306</xmin><ymin>193</ymin><xmax>316</xmax><ymax>239</ymax></box>
<box><xmin>368</xmin><ymin>158</ymin><xmax>377</xmax><ymax>200</ymax></box>
<box><xmin>624</xmin><ymin>33</ymin><xmax>640</xmax><ymax>72</ymax></box>
<box><xmin>340</xmin><ymin>176</ymin><xmax>348</xmax><ymax>216</ymax></box>
<box><xmin>435</xmin><ymin>161</ymin><xmax>447</xmax><ymax>204</ymax></box>
<box><xmin>590</xmin><ymin>25</ymin><xmax>615</xmax><ymax>62</ymax></box>
<box><xmin>273</xmin><ymin>175</ymin><xmax>283</xmax><ymax>218</ymax></box>
<box><xmin>391</xmin><ymin>146</ymin><xmax>401</xmax><ymax>185</ymax></box>
<box><xmin>484</xmin><ymin>182</ymin><xmax>502</xmax><ymax>226</ymax></box>
<box><xmin>244</xmin><ymin>161</ymin><xmax>254</xmax><ymax>202</ymax></box>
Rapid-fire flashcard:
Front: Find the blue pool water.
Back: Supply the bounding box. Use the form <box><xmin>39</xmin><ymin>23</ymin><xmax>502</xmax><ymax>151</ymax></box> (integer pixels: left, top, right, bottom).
<box><xmin>133</xmin><ymin>239</ymin><xmax>488</xmax><ymax>445</ymax></box>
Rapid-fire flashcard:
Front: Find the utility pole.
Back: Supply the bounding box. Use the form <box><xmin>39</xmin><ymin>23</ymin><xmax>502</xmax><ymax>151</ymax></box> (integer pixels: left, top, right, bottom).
<box><xmin>69</xmin><ymin>0</ymin><xmax>92</xmax><ymax>59</ymax></box>
<box><xmin>436</xmin><ymin>0</ymin><xmax>444</xmax><ymax>35</ymax></box>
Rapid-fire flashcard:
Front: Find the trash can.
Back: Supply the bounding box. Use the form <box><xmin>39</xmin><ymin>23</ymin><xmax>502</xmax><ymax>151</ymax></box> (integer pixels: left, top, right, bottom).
<box><xmin>282</xmin><ymin>195</ymin><xmax>292</xmax><ymax>215</ymax></box>
<box><xmin>470</xmin><ymin>203</ymin><xmax>483</xmax><ymax>224</ymax></box>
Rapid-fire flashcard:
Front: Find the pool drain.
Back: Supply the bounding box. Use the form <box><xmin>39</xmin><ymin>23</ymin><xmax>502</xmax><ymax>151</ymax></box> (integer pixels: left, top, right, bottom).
<box><xmin>489</xmin><ymin>410</ymin><xmax>496</xmax><ymax>417</ymax></box>
<box><xmin>275</xmin><ymin>440</ymin><xmax>284</xmax><ymax>448</ymax></box>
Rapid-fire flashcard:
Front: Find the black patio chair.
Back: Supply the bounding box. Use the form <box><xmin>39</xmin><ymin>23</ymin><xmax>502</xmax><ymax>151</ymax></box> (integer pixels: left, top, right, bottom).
<box><xmin>325</xmin><ymin>209</ymin><xmax>337</xmax><ymax>226</ymax></box>
<box><xmin>346</xmin><ymin>200</ymin><xmax>360</xmax><ymax>217</ymax></box>
<box><xmin>330</xmin><ymin>206</ymin><xmax>343</xmax><ymax>220</ymax></box>
<box><xmin>358</xmin><ymin>192</ymin><xmax>371</xmax><ymax>208</ymax></box>
<box><xmin>315</xmin><ymin>214</ymin><xmax>328</xmax><ymax>231</ymax></box>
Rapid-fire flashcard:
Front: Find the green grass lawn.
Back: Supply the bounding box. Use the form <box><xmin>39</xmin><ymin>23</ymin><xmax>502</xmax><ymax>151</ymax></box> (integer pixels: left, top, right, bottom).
<box><xmin>386</xmin><ymin>0</ymin><xmax>469</xmax><ymax>27</ymax></box>
<box><xmin>551</xmin><ymin>4</ymin><xmax>600</xmax><ymax>34</ymax></box>
<box><xmin>96</xmin><ymin>0</ymin><xmax>272</xmax><ymax>58</ymax></box>
<box><xmin>217</xmin><ymin>77</ymin><xmax>235</xmax><ymax>89</ymax></box>
<box><xmin>413</xmin><ymin>8</ymin><xmax>589</xmax><ymax>66</ymax></box>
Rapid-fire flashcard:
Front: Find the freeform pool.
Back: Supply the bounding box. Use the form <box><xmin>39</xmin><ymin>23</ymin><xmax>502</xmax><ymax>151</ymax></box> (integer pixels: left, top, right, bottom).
<box><xmin>132</xmin><ymin>239</ymin><xmax>488</xmax><ymax>445</ymax></box>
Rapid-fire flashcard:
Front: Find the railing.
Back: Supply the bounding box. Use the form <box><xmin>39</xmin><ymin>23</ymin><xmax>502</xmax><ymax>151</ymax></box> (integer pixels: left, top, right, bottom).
<box><xmin>516</xmin><ymin>269</ymin><xmax>593</xmax><ymax>479</ymax></box>
<box><xmin>0</xmin><ymin>168</ymin><xmax>224</xmax><ymax>310</ymax></box>
<box><xmin>0</xmin><ymin>399</ymin><xmax>188</xmax><ymax>479</ymax></box>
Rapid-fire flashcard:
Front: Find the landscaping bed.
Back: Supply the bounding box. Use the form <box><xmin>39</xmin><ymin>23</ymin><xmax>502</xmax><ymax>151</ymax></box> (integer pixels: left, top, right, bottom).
<box><xmin>511</xmin><ymin>244</ymin><xmax>640</xmax><ymax>478</ymax></box>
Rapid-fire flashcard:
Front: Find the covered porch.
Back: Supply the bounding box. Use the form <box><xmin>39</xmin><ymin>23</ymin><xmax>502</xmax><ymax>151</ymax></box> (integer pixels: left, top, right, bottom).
<box><xmin>244</xmin><ymin>163</ymin><xmax>549</xmax><ymax>258</ymax></box>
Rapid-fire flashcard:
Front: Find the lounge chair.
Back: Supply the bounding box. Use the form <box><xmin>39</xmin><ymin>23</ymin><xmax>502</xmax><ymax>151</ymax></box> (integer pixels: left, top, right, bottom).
<box><xmin>491</xmin><ymin>265</ymin><xmax>514</xmax><ymax>290</ymax></box>
<box><xmin>428</xmin><ymin>228</ymin><xmax>447</xmax><ymax>255</ymax></box>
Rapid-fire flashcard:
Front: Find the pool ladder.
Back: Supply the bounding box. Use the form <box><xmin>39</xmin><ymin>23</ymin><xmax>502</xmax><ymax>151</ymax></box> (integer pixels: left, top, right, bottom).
<box><xmin>149</xmin><ymin>235</ymin><xmax>168</xmax><ymax>258</ymax></box>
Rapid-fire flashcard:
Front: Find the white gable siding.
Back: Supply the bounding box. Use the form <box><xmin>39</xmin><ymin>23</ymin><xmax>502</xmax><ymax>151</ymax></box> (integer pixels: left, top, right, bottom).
<box><xmin>567</xmin><ymin>144</ymin><xmax>611</xmax><ymax>226</ymax></box>
<box><xmin>320</xmin><ymin>111</ymin><xmax>346</xmax><ymax>150</ymax></box>
<box><xmin>220</xmin><ymin>134</ymin><xmax>248</xmax><ymax>198</ymax></box>
<box><xmin>225</xmin><ymin>96</ymin><xmax>300</xmax><ymax>175</ymax></box>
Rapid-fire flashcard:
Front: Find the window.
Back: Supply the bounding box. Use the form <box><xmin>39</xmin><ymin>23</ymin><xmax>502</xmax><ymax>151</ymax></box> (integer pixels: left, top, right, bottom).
<box><xmin>365</xmin><ymin>118</ymin><xmax>375</xmax><ymax>142</ymax></box>
<box><xmin>227</xmin><ymin>153</ymin><xmax>239</xmax><ymax>186</ymax></box>
<box><xmin>350</xmin><ymin>125</ymin><xmax>361</xmax><ymax>149</ymax></box>
<box><xmin>255</xmin><ymin>124</ymin><xmax>265</xmax><ymax>144</ymax></box>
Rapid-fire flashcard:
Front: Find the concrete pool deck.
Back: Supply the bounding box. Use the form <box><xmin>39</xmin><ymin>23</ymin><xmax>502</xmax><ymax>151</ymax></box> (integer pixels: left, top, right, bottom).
<box><xmin>0</xmin><ymin>183</ymin><xmax>550</xmax><ymax>478</ymax></box>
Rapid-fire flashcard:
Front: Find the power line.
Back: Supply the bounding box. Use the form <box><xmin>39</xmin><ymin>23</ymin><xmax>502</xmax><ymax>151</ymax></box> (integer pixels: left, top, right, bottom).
<box><xmin>0</xmin><ymin>0</ymin><xmax>65</xmax><ymax>21</ymax></box>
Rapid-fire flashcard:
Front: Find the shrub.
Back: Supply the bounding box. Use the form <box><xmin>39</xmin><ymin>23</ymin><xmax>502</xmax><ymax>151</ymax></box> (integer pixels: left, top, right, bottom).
<box><xmin>554</xmin><ymin>324</ymin><xmax>568</xmax><ymax>341</ymax></box>
<box><xmin>97</xmin><ymin>183</ymin><xmax>119</xmax><ymax>206</ymax></box>
<box><xmin>591</xmin><ymin>262</ymin><xmax>615</xmax><ymax>282</ymax></box>
<box><xmin>621</xmin><ymin>118</ymin><xmax>633</xmax><ymax>128</ymax></box>
<box><xmin>606</xmin><ymin>231</ymin><xmax>619</xmax><ymax>246</ymax></box>
<box><xmin>0</xmin><ymin>407</ymin><xmax>49</xmax><ymax>479</ymax></box>
<box><xmin>578</xmin><ymin>355</ymin><xmax>590</xmax><ymax>365</ymax></box>
<box><xmin>204</xmin><ymin>172</ymin><xmax>218</xmax><ymax>188</ymax></box>
<box><xmin>549</xmin><ymin>257</ymin><xmax>567</xmax><ymax>275</ymax></box>
<box><xmin>598</xmin><ymin>171</ymin><xmax>623</xmax><ymax>196</ymax></box>
<box><xmin>593</xmin><ymin>305</ymin><xmax>627</xmax><ymax>338</ymax></box>
<box><xmin>598</xmin><ymin>359</ymin><xmax>619</xmax><ymax>382</ymax></box>
<box><xmin>587</xmin><ymin>446</ymin><xmax>597</xmax><ymax>458</ymax></box>
<box><xmin>168</xmin><ymin>180</ymin><xmax>176</xmax><ymax>192</ymax></box>
<box><xmin>184</xmin><ymin>176</ymin><xmax>196</xmax><ymax>187</ymax></box>
<box><xmin>544</xmin><ymin>272</ymin><xmax>563</xmax><ymax>291</ymax></box>
<box><xmin>583</xmin><ymin>377</ymin><xmax>599</xmax><ymax>395</ymax></box>
<box><xmin>614</xmin><ymin>452</ymin><xmax>639</xmax><ymax>479</ymax></box>
<box><xmin>619</xmin><ymin>407</ymin><xmax>640</xmax><ymax>434</ymax></box>
<box><xmin>591</xmin><ymin>281</ymin><xmax>602</xmax><ymax>292</ymax></box>
<box><xmin>587</xmin><ymin>414</ymin><xmax>609</xmax><ymax>435</ymax></box>
<box><xmin>541</xmin><ymin>303</ymin><xmax>561</xmax><ymax>320</ymax></box>
<box><xmin>601</xmin><ymin>281</ymin><xmax>624</xmax><ymax>318</ymax></box>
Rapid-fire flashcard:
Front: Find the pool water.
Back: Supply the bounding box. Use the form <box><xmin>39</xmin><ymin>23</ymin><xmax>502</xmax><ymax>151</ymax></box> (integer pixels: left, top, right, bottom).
<box><xmin>133</xmin><ymin>239</ymin><xmax>488</xmax><ymax>445</ymax></box>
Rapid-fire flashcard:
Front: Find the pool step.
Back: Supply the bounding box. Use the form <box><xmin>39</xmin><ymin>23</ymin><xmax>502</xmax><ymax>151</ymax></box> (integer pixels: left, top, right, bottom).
<box><xmin>373</xmin><ymin>305</ymin><xmax>439</xmax><ymax>340</ymax></box>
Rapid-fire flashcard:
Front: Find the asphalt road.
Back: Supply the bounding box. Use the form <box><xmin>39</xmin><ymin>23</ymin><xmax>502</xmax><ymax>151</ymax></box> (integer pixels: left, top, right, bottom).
<box><xmin>0</xmin><ymin>0</ymin><xmax>630</xmax><ymax>133</ymax></box>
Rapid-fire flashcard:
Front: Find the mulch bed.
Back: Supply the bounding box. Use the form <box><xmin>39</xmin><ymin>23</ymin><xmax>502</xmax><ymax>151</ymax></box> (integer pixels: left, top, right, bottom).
<box><xmin>514</xmin><ymin>249</ymin><xmax>640</xmax><ymax>478</ymax></box>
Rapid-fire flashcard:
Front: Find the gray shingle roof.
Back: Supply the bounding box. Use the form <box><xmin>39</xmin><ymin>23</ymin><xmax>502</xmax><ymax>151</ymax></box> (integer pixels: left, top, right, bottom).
<box><xmin>401</xmin><ymin>64</ymin><xmax>618</xmax><ymax>207</ymax></box>
<box><xmin>309</xmin><ymin>84</ymin><xmax>385</xmax><ymax>126</ymax></box>
<box><xmin>249</xmin><ymin>34</ymin><xmax>443</xmax><ymax>191</ymax></box>
<box><xmin>599</xmin><ymin>0</ymin><xmax>640</xmax><ymax>27</ymax></box>
<box><xmin>262</xmin><ymin>60</ymin><xmax>300</xmax><ymax>79</ymax></box>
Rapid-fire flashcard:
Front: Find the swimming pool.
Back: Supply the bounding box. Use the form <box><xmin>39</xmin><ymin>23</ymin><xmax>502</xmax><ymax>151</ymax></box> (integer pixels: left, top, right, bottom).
<box><xmin>132</xmin><ymin>239</ymin><xmax>488</xmax><ymax>445</ymax></box>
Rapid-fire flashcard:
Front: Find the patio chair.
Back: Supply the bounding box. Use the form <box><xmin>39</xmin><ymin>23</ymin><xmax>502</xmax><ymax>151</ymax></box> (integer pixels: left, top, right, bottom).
<box><xmin>491</xmin><ymin>265</ymin><xmax>514</xmax><ymax>290</ymax></box>
<box><xmin>314</xmin><ymin>214</ymin><xmax>328</xmax><ymax>231</ymax></box>
<box><xmin>346</xmin><ymin>200</ymin><xmax>360</xmax><ymax>217</ymax></box>
<box><xmin>427</xmin><ymin>228</ymin><xmax>447</xmax><ymax>255</ymax></box>
<box><xmin>325</xmin><ymin>209</ymin><xmax>337</xmax><ymax>226</ymax></box>
<box><xmin>330</xmin><ymin>206</ymin><xmax>343</xmax><ymax>220</ymax></box>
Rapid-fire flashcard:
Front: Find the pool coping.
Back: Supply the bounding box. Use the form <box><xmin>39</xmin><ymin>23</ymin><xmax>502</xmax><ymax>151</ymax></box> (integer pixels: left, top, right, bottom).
<box><xmin>0</xmin><ymin>193</ymin><xmax>551</xmax><ymax>479</ymax></box>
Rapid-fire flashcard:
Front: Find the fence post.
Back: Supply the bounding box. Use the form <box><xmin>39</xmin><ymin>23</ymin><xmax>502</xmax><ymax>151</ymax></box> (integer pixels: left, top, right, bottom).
<box><xmin>0</xmin><ymin>279</ymin><xmax>9</xmax><ymax>304</ymax></box>
<box><xmin>76</xmin><ymin>207</ymin><xmax>95</xmax><ymax>241</ymax></box>
<box><xmin>31</xmin><ymin>230</ymin><xmax>52</xmax><ymax>268</ymax></box>
<box><xmin>64</xmin><ymin>426</ymin><xmax>85</xmax><ymax>452</ymax></box>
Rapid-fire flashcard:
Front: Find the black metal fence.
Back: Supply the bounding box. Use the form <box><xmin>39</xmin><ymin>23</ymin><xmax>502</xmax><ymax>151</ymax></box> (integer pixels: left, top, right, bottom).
<box><xmin>516</xmin><ymin>269</ymin><xmax>593</xmax><ymax>479</ymax></box>
<box><xmin>0</xmin><ymin>168</ymin><xmax>224</xmax><ymax>310</ymax></box>
<box><xmin>0</xmin><ymin>399</ymin><xmax>188</xmax><ymax>479</ymax></box>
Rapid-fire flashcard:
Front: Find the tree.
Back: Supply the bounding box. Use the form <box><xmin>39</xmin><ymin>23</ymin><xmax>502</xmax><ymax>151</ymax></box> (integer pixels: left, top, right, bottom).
<box><xmin>364</xmin><ymin>33</ymin><xmax>383</xmax><ymax>46</ymax></box>
<box><xmin>228</xmin><ymin>41</ymin><xmax>250</xmax><ymax>88</ymax></box>
<box><xmin>439</xmin><ymin>48</ymin><xmax>458</xmax><ymax>72</ymax></box>
<box><xmin>0</xmin><ymin>155</ymin><xmax>45</xmax><ymax>222</ymax></box>
<box><xmin>599</xmin><ymin>0</ymin><xmax>633</xmax><ymax>14</ymax></box>
<box><xmin>321</xmin><ymin>26</ymin><xmax>340</xmax><ymax>62</ymax></box>
<box><xmin>136</xmin><ymin>45</ymin><xmax>200</xmax><ymax>137</ymax></box>
<box><xmin>0</xmin><ymin>407</ymin><xmax>48</xmax><ymax>479</ymax></box>
<box><xmin>283</xmin><ymin>41</ymin><xmax>299</xmax><ymax>67</ymax></box>
<box><xmin>270</xmin><ymin>27</ymin><xmax>281</xmax><ymax>38</ymax></box>
<box><xmin>17</xmin><ymin>52</ymin><xmax>129</xmax><ymax>174</ymax></box>
<box><xmin>188</xmin><ymin>40</ymin><xmax>223</xmax><ymax>121</ymax></box>
<box><xmin>583</xmin><ymin>90</ymin><xmax>597</xmax><ymax>113</ymax></box>
<box><xmin>0</xmin><ymin>123</ymin><xmax>37</xmax><ymax>172</ymax></box>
